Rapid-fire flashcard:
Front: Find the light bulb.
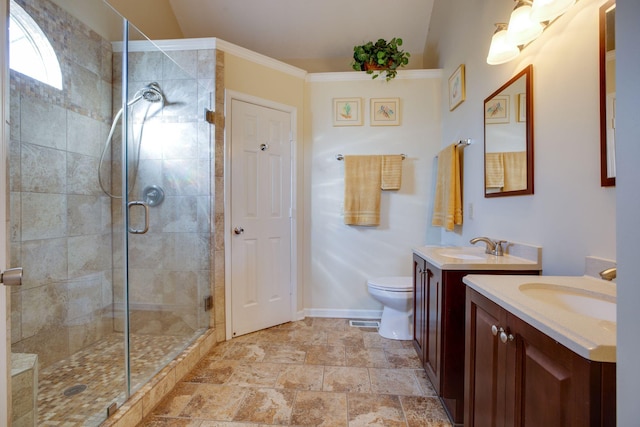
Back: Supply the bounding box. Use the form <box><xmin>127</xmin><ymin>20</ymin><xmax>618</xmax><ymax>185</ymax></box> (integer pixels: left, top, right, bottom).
<box><xmin>507</xmin><ymin>1</ymin><xmax>544</xmax><ymax>46</ymax></box>
<box><xmin>531</xmin><ymin>0</ymin><xmax>575</xmax><ymax>22</ymax></box>
<box><xmin>487</xmin><ymin>24</ymin><xmax>520</xmax><ymax>65</ymax></box>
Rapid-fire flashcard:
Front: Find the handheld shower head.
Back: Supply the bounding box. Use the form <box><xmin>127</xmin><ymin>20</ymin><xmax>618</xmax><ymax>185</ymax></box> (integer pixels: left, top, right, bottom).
<box><xmin>141</xmin><ymin>82</ymin><xmax>163</xmax><ymax>103</ymax></box>
<box><xmin>128</xmin><ymin>82</ymin><xmax>164</xmax><ymax>106</ymax></box>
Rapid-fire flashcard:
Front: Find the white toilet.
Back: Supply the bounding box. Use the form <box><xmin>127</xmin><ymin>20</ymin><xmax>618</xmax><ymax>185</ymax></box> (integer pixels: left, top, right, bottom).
<box><xmin>367</xmin><ymin>276</ymin><xmax>413</xmax><ymax>340</ymax></box>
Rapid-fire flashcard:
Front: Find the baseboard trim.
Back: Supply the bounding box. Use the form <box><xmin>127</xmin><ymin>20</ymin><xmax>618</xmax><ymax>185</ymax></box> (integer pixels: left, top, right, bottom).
<box><xmin>304</xmin><ymin>308</ymin><xmax>382</xmax><ymax>320</ymax></box>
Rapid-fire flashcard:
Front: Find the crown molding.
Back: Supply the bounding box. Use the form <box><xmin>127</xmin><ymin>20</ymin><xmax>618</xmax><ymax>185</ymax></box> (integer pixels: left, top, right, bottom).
<box><xmin>112</xmin><ymin>37</ymin><xmax>307</xmax><ymax>79</ymax></box>
<box><xmin>306</xmin><ymin>69</ymin><xmax>443</xmax><ymax>82</ymax></box>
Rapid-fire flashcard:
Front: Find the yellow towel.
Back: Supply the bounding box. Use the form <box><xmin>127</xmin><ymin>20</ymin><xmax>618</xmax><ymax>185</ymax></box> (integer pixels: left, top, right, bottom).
<box><xmin>344</xmin><ymin>155</ymin><xmax>382</xmax><ymax>226</ymax></box>
<box><xmin>432</xmin><ymin>144</ymin><xmax>462</xmax><ymax>231</ymax></box>
<box><xmin>503</xmin><ymin>151</ymin><xmax>527</xmax><ymax>191</ymax></box>
<box><xmin>381</xmin><ymin>155</ymin><xmax>403</xmax><ymax>190</ymax></box>
<box><xmin>485</xmin><ymin>152</ymin><xmax>504</xmax><ymax>188</ymax></box>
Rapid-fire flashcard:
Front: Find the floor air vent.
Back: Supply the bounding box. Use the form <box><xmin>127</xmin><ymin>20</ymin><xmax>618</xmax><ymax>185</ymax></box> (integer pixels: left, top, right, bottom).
<box><xmin>349</xmin><ymin>320</ymin><xmax>380</xmax><ymax>328</ymax></box>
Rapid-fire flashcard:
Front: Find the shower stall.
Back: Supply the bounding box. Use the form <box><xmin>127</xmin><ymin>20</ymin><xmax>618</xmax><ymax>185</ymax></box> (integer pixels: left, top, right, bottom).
<box><xmin>8</xmin><ymin>0</ymin><xmax>214</xmax><ymax>424</ymax></box>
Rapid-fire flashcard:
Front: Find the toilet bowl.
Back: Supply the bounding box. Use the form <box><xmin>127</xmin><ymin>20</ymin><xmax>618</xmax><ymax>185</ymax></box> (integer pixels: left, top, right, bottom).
<box><xmin>367</xmin><ymin>276</ymin><xmax>413</xmax><ymax>340</ymax></box>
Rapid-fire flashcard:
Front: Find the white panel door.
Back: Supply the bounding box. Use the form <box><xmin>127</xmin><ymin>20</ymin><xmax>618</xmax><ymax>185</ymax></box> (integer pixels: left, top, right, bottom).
<box><xmin>230</xmin><ymin>99</ymin><xmax>292</xmax><ymax>337</ymax></box>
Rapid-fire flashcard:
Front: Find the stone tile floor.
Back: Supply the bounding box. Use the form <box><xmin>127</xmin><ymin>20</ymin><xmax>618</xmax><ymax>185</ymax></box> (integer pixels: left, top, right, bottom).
<box><xmin>140</xmin><ymin>318</ymin><xmax>452</xmax><ymax>426</ymax></box>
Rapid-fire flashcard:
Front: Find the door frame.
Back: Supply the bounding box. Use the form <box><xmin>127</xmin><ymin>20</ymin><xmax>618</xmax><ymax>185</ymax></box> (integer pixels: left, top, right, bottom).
<box><xmin>223</xmin><ymin>90</ymin><xmax>298</xmax><ymax>340</ymax></box>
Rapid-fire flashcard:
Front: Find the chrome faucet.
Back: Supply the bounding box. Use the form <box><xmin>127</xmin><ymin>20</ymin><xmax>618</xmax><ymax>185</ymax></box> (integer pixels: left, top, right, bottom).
<box><xmin>469</xmin><ymin>237</ymin><xmax>505</xmax><ymax>256</ymax></box>
<box><xmin>599</xmin><ymin>267</ymin><xmax>617</xmax><ymax>281</ymax></box>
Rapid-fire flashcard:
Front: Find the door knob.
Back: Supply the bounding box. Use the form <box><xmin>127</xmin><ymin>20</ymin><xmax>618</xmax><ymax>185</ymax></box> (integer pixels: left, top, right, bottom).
<box><xmin>1</xmin><ymin>267</ymin><xmax>22</xmax><ymax>287</ymax></box>
<box><xmin>234</xmin><ymin>227</ymin><xmax>245</xmax><ymax>235</ymax></box>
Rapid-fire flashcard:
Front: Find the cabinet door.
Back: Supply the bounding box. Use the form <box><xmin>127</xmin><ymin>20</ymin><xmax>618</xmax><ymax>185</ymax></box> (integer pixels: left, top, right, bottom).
<box><xmin>412</xmin><ymin>254</ymin><xmax>426</xmax><ymax>362</ymax></box>
<box><xmin>508</xmin><ymin>314</ymin><xmax>593</xmax><ymax>427</ymax></box>
<box><xmin>465</xmin><ymin>288</ymin><xmax>507</xmax><ymax>427</ymax></box>
<box><xmin>424</xmin><ymin>264</ymin><xmax>442</xmax><ymax>392</ymax></box>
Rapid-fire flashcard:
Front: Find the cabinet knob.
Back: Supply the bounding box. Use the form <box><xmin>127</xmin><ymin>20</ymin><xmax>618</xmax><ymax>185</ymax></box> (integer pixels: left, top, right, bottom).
<box><xmin>491</xmin><ymin>325</ymin><xmax>499</xmax><ymax>336</ymax></box>
<box><xmin>500</xmin><ymin>330</ymin><xmax>514</xmax><ymax>344</ymax></box>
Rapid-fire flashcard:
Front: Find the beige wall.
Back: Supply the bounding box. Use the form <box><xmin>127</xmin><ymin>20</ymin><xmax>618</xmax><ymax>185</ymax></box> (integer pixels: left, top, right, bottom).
<box><xmin>223</xmin><ymin>52</ymin><xmax>306</xmax><ymax>312</ymax></box>
<box><xmin>107</xmin><ymin>0</ymin><xmax>183</xmax><ymax>40</ymax></box>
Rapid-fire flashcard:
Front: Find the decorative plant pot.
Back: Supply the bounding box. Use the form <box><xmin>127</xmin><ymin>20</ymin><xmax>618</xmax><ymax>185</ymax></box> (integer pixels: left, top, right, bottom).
<box><xmin>364</xmin><ymin>61</ymin><xmax>389</xmax><ymax>71</ymax></box>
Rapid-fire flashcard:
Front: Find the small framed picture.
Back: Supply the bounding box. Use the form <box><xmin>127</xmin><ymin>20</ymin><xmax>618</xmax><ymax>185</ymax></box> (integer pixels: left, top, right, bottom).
<box><xmin>485</xmin><ymin>95</ymin><xmax>510</xmax><ymax>124</ymax></box>
<box><xmin>370</xmin><ymin>98</ymin><xmax>400</xmax><ymax>126</ymax></box>
<box><xmin>517</xmin><ymin>93</ymin><xmax>527</xmax><ymax>122</ymax></box>
<box><xmin>333</xmin><ymin>98</ymin><xmax>362</xmax><ymax>126</ymax></box>
<box><xmin>448</xmin><ymin>64</ymin><xmax>466</xmax><ymax>111</ymax></box>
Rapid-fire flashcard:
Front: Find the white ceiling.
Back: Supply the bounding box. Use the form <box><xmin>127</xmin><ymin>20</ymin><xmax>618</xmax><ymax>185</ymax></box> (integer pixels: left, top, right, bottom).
<box><xmin>168</xmin><ymin>0</ymin><xmax>434</xmax><ymax>62</ymax></box>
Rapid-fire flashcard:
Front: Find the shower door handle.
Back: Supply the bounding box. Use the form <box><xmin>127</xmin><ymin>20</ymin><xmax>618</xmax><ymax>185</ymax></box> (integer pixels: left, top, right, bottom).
<box><xmin>1</xmin><ymin>267</ymin><xmax>22</xmax><ymax>287</ymax></box>
<box><xmin>127</xmin><ymin>201</ymin><xmax>150</xmax><ymax>234</ymax></box>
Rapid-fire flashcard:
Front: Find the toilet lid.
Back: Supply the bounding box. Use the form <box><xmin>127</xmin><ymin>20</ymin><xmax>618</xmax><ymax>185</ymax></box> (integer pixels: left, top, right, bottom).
<box><xmin>367</xmin><ymin>276</ymin><xmax>412</xmax><ymax>292</ymax></box>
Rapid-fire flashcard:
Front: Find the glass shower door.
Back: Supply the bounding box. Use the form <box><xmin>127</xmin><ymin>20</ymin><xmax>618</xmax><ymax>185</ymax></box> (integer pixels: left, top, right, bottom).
<box><xmin>120</xmin><ymin>22</ymin><xmax>213</xmax><ymax>397</ymax></box>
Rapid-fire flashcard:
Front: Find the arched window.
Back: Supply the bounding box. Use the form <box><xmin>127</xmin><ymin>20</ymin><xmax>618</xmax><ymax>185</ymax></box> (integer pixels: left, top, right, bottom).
<box><xmin>9</xmin><ymin>0</ymin><xmax>62</xmax><ymax>89</ymax></box>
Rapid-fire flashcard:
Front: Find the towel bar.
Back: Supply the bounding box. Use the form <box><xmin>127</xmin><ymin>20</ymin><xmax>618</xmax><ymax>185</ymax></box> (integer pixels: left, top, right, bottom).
<box><xmin>434</xmin><ymin>139</ymin><xmax>473</xmax><ymax>159</ymax></box>
<box><xmin>336</xmin><ymin>153</ymin><xmax>406</xmax><ymax>161</ymax></box>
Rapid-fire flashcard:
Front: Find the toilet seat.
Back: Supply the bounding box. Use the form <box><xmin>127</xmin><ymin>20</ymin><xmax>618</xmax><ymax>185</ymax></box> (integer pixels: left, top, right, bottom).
<box><xmin>367</xmin><ymin>276</ymin><xmax>412</xmax><ymax>292</ymax></box>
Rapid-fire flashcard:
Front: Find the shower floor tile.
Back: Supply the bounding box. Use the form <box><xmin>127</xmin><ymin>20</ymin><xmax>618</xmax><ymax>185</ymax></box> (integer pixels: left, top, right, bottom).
<box><xmin>36</xmin><ymin>332</ymin><xmax>199</xmax><ymax>426</ymax></box>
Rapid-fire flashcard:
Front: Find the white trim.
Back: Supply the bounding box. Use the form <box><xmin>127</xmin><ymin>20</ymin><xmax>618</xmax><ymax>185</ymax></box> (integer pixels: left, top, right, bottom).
<box><xmin>304</xmin><ymin>308</ymin><xmax>383</xmax><ymax>320</ymax></box>
<box><xmin>306</xmin><ymin>69</ymin><xmax>443</xmax><ymax>82</ymax></box>
<box><xmin>224</xmin><ymin>90</ymin><xmax>299</xmax><ymax>340</ymax></box>
<box><xmin>113</xmin><ymin>37</ymin><xmax>307</xmax><ymax>80</ymax></box>
<box><xmin>216</xmin><ymin>40</ymin><xmax>307</xmax><ymax>79</ymax></box>
<box><xmin>112</xmin><ymin>37</ymin><xmax>216</xmax><ymax>52</ymax></box>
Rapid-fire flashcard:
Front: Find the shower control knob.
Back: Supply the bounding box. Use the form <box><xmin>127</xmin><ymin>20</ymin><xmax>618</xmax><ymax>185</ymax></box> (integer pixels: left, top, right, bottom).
<box><xmin>1</xmin><ymin>267</ymin><xmax>22</xmax><ymax>287</ymax></box>
<box><xmin>233</xmin><ymin>226</ymin><xmax>245</xmax><ymax>235</ymax></box>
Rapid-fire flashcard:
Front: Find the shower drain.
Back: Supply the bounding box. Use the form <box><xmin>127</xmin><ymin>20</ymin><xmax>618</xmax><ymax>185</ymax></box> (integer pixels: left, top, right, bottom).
<box><xmin>63</xmin><ymin>384</ymin><xmax>87</xmax><ymax>397</ymax></box>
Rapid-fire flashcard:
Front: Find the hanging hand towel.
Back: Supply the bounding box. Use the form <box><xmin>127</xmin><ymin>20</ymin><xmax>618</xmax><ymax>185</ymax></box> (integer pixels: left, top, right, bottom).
<box><xmin>344</xmin><ymin>155</ymin><xmax>382</xmax><ymax>226</ymax></box>
<box><xmin>381</xmin><ymin>155</ymin><xmax>403</xmax><ymax>190</ymax></box>
<box><xmin>432</xmin><ymin>144</ymin><xmax>463</xmax><ymax>231</ymax></box>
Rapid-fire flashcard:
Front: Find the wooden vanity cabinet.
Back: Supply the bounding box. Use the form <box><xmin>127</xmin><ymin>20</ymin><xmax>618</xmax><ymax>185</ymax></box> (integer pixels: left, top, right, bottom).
<box><xmin>412</xmin><ymin>253</ymin><xmax>540</xmax><ymax>425</ymax></box>
<box><xmin>464</xmin><ymin>288</ymin><xmax>616</xmax><ymax>427</ymax></box>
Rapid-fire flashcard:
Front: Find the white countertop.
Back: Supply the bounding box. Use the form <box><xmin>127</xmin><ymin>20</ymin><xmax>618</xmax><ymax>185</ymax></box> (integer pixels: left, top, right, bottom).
<box><xmin>462</xmin><ymin>274</ymin><xmax>616</xmax><ymax>363</ymax></box>
<box><xmin>413</xmin><ymin>245</ymin><xmax>541</xmax><ymax>271</ymax></box>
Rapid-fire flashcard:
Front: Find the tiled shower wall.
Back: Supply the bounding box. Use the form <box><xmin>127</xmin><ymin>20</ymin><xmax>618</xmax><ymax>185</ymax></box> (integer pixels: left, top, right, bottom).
<box><xmin>9</xmin><ymin>0</ymin><xmax>115</xmax><ymax>369</ymax></box>
<box><xmin>110</xmin><ymin>45</ymin><xmax>214</xmax><ymax>336</ymax></box>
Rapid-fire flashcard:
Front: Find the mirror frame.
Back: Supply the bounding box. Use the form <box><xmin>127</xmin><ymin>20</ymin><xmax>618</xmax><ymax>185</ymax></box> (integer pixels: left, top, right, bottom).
<box><xmin>599</xmin><ymin>0</ymin><xmax>616</xmax><ymax>187</ymax></box>
<box><xmin>484</xmin><ymin>64</ymin><xmax>534</xmax><ymax>198</ymax></box>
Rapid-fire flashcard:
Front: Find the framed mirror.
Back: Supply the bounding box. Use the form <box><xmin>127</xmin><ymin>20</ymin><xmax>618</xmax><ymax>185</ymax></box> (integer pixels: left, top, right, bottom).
<box><xmin>600</xmin><ymin>0</ymin><xmax>616</xmax><ymax>187</ymax></box>
<box><xmin>484</xmin><ymin>64</ymin><xmax>534</xmax><ymax>197</ymax></box>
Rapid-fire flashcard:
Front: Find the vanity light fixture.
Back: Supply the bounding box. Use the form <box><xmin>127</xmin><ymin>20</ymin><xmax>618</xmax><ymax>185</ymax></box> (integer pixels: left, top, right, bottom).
<box><xmin>487</xmin><ymin>0</ymin><xmax>577</xmax><ymax>65</ymax></box>
<box><xmin>487</xmin><ymin>23</ymin><xmax>520</xmax><ymax>65</ymax></box>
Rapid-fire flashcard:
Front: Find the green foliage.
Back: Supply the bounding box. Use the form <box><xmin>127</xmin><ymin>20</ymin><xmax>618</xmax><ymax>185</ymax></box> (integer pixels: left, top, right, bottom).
<box><xmin>352</xmin><ymin>37</ymin><xmax>411</xmax><ymax>81</ymax></box>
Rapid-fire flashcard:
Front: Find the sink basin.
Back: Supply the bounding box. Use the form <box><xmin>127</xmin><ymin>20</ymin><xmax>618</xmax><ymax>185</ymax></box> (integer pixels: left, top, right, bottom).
<box><xmin>519</xmin><ymin>283</ymin><xmax>616</xmax><ymax>322</ymax></box>
<box><xmin>437</xmin><ymin>250</ymin><xmax>485</xmax><ymax>260</ymax></box>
